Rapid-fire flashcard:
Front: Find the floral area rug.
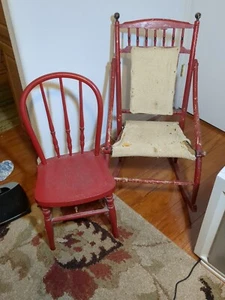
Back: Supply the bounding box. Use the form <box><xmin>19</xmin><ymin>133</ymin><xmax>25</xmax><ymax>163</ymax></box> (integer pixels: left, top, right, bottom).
<box><xmin>0</xmin><ymin>195</ymin><xmax>224</xmax><ymax>300</ymax></box>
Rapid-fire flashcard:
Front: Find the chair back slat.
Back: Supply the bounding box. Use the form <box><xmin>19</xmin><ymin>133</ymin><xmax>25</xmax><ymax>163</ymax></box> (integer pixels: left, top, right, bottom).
<box><xmin>127</xmin><ymin>28</ymin><xmax>131</xmax><ymax>46</ymax></box>
<box><xmin>154</xmin><ymin>29</ymin><xmax>157</xmax><ymax>46</ymax></box>
<box><xmin>136</xmin><ymin>28</ymin><xmax>139</xmax><ymax>46</ymax></box>
<box><xmin>59</xmin><ymin>77</ymin><xmax>72</xmax><ymax>156</ymax></box>
<box><xmin>180</xmin><ymin>28</ymin><xmax>185</xmax><ymax>48</ymax></box>
<box><xmin>20</xmin><ymin>72</ymin><xmax>103</xmax><ymax>164</ymax></box>
<box><xmin>79</xmin><ymin>81</ymin><xmax>85</xmax><ymax>153</ymax></box>
<box><xmin>162</xmin><ymin>29</ymin><xmax>166</xmax><ymax>46</ymax></box>
<box><xmin>145</xmin><ymin>29</ymin><xmax>148</xmax><ymax>46</ymax></box>
<box><xmin>120</xmin><ymin>18</ymin><xmax>194</xmax><ymax>29</ymax></box>
<box><xmin>171</xmin><ymin>28</ymin><xmax>175</xmax><ymax>46</ymax></box>
<box><xmin>40</xmin><ymin>82</ymin><xmax>60</xmax><ymax>158</ymax></box>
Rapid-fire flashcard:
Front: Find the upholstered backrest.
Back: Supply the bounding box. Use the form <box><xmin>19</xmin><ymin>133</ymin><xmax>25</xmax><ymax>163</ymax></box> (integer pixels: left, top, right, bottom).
<box><xmin>130</xmin><ymin>46</ymin><xmax>179</xmax><ymax>115</ymax></box>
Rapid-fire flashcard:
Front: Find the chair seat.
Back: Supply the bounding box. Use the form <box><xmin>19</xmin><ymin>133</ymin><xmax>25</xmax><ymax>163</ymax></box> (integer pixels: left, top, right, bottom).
<box><xmin>112</xmin><ymin>120</ymin><xmax>195</xmax><ymax>160</ymax></box>
<box><xmin>35</xmin><ymin>151</ymin><xmax>115</xmax><ymax>207</ymax></box>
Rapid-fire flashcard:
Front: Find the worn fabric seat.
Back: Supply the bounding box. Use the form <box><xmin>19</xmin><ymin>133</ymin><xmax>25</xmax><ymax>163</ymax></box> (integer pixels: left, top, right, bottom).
<box><xmin>112</xmin><ymin>121</ymin><xmax>195</xmax><ymax>160</ymax></box>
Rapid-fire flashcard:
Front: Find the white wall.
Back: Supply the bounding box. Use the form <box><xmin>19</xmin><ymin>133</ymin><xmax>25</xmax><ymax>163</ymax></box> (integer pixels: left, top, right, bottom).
<box><xmin>187</xmin><ymin>0</ymin><xmax>225</xmax><ymax>131</ymax></box>
<box><xmin>3</xmin><ymin>0</ymin><xmax>188</xmax><ymax>157</ymax></box>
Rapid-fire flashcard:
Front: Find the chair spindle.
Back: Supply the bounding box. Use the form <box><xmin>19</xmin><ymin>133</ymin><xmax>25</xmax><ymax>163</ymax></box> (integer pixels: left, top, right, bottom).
<box><xmin>171</xmin><ymin>28</ymin><xmax>175</xmax><ymax>46</ymax></box>
<box><xmin>79</xmin><ymin>81</ymin><xmax>85</xmax><ymax>153</ymax></box>
<box><xmin>154</xmin><ymin>30</ymin><xmax>157</xmax><ymax>46</ymax></box>
<box><xmin>145</xmin><ymin>29</ymin><xmax>148</xmax><ymax>46</ymax></box>
<box><xmin>162</xmin><ymin>29</ymin><xmax>166</xmax><ymax>46</ymax></box>
<box><xmin>180</xmin><ymin>28</ymin><xmax>185</xmax><ymax>48</ymax></box>
<box><xmin>40</xmin><ymin>83</ymin><xmax>60</xmax><ymax>157</ymax></box>
<box><xmin>128</xmin><ymin>28</ymin><xmax>131</xmax><ymax>46</ymax></box>
<box><xmin>136</xmin><ymin>28</ymin><xmax>139</xmax><ymax>46</ymax></box>
<box><xmin>59</xmin><ymin>77</ymin><xmax>72</xmax><ymax>156</ymax></box>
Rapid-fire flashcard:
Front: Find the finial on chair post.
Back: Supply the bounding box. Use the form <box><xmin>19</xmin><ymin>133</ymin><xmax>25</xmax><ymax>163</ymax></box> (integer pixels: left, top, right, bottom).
<box><xmin>195</xmin><ymin>12</ymin><xmax>201</xmax><ymax>21</ymax></box>
<box><xmin>114</xmin><ymin>12</ymin><xmax>120</xmax><ymax>21</ymax></box>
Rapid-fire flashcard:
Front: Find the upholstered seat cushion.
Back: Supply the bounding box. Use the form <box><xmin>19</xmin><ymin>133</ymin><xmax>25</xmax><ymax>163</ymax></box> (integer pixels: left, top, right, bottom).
<box><xmin>112</xmin><ymin>120</ymin><xmax>195</xmax><ymax>160</ymax></box>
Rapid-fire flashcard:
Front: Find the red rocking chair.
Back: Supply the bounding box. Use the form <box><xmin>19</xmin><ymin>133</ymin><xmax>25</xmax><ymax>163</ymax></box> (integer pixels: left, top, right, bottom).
<box><xmin>103</xmin><ymin>13</ymin><xmax>205</xmax><ymax>212</ymax></box>
<box><xmin>20</xmin><ymin>72</ymin><xmax>118</xmax><ymax>250</ymax></box>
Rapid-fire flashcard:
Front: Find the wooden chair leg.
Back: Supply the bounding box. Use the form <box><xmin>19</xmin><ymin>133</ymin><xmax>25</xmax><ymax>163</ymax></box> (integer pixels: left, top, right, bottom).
<box><xmin>106</xmin><ymin>195</ymin><xmax>119</xmax><ymax>238</ymax></box>
<box><xmin>41</xmin><ymin>207</ymin><xmax>55</xmax><ymax>250</ymax></box>
<box><xmin>191</xmin><ymin>156</ymin><xmax>203</xmax><ymax>211</ymax></box>
<box><xmin>113</xmin><ymin>157</ymin><xmax>124</xmax><ymax>177</ymax></box>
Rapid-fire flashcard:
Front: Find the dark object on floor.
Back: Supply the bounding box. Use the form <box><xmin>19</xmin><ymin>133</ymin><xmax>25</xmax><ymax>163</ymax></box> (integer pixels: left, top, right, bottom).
<box><xmin>0</xmin><ymin>182</ymin><xmax>30</xmax><ymax>225</ymax></box>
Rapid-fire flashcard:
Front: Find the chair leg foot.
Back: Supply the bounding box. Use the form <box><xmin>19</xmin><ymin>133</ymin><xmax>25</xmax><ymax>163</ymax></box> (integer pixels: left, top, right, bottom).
<box><xmin>41</xmin><ymin>207</ymin><xmax>55</xmax><ymax>250</ymax></box>
<box><xmin>191</xmin><ymin>204</ymin><xmax>197</xmax><ymax>212</ymax></box>
<box><xmin>106</xmin><ymin>195</ymin><xmax>119</xmax><ymax>238</ymax></box>
<box><xmin>190</xmin><ymin>184</ymin><xmax>200</xmax><ymax>212</ymax></box>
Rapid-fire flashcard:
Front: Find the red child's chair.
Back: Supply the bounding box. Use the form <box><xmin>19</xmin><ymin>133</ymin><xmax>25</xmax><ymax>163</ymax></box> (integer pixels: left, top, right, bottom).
<box><xmin>20</xmin><ymin>72</ymin><xmax>118</xmax><ymax>250</ymax></box>
<box><xmin>103</xmin><ymin>13</ymin><xmax>204</xmax><ymax>212</ymax></box>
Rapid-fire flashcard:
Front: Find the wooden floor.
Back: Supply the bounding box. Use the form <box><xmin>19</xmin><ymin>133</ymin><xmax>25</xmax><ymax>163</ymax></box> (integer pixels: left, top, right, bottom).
<box><xmin>1</xmin><ymin>116</ymin><xmax>224</xmax><ymax>260</ymax></box>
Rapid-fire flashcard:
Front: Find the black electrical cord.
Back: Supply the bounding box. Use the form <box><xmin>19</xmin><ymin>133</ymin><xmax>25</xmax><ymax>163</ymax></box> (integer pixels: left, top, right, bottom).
<box><xmin>173</xmin><ymin>258</ymin><xmax>201</xmax><ymax>300</ymax></box>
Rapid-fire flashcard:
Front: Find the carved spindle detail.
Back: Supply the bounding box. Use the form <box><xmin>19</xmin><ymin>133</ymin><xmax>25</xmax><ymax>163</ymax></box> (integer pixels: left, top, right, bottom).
<box><xmin>136</xmin><ymin>28</ymin><xmax>139</xmax><ymax>46</ymax></box>
<box><xmin>40</xmin><ymin>83</ymin><xmax>60</xmax><ymax>157</ymax></box>
<box><xmin>106</xmin><ymin>195</ymin><xmax>118</xmax><ymax>238</ymax></box>
<box><xmin>154</xmin><ymin>30</ymin><xmax>157</xmax><ymax>46</ymax></box>
<box><xmin>42</xmin><ymin>207</ymin><xmax>55</xmax><ymax>250</ymax></box>
<box><xmin>59</xmin><ymin>78</ymin><xmax>72</xmax><ymax>155</ymax></box>
<box><xmin>128</xmin><ymin>28</ymin><xmax>131</xmax><ymax>46</ymax></box>
<box><xmin>79</xmin><ymin>81</ymin><xmax>85</xmax><ymax>153</ymax></box>
<box><xmin>180</xmin><ymin>28</ymin><xmax>185</xmax><ymax>48</ymax></box>
<box><xmin>171</xmin><ymin>28</ymin><xmax>175</xmax><ymax>46</ymax></box>
<box><xmin>163</xmin><ymin>29</ymin><xmax>166</xmax><ymax>46</ymax></box>
<box><xmin>145</xmin><ymin>28</ymin><xmax>148</xmax><ymax>46</ymax></box>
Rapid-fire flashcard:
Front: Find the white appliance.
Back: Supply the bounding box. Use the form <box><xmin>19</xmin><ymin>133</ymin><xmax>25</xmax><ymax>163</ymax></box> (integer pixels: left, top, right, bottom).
<box><xmin>194</xmin><ymin>167</ymin><xmax>225</xmax><ymax>281</ymax></box>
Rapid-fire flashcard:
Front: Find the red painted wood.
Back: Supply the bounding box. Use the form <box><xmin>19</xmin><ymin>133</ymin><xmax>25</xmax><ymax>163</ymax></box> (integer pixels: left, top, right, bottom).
<box><xmin>154</xmin><ymin>29</ymin><xmax>157</xmax><ymax>46</ymax></box>
<box><xmin>59</xmin><ymin>77</ymin><xmax>72</xmax><ymax>155</ymax></box>
<box><xmin>40</xmin><ymin>83</ymin><xmax>60</xmax><ymax>158</ymax></box>
<box><xmin>120</xmin><ymin>18</ymin><xmax>194</xmax><ymax>29</ymax></box>
<box><xmin>128</xmin><ymin>28</ymin><xmax>131</xmax><ymax>46</ymax></box>
<box><xmin>145</xmin><ymin>28</ymin><xmax>148</xmax><ymax>46</ymax></box>
<box><xmin>42</xmin><ymin>207</ymin><xmax>55</xmax><ymax>250</ymax></box>
<box><xmin>35</xmin><ymin>152</ymin><xmax>115</xmax><ymax>206</ymax></box>
<box><xmin>104</xmin><ymin>58</ymin><xmax>116</xmax><ymax>157</ymax></box>
<box><xmin>180</xmin><ymin>19</ymin><xmax>200</xmax><ymax>130</ymax></box>
<box><xmin>106</xmin><ymin>195</ymin><xmax>119</xmax><ymax>238</ymax></box>
<box><xmin>193</xmin><ymin>59</ymin><xmax>203</xmax><ymax>154</ymax></box>
<box><xmin>20</xmin><ymin>72</ymin><xmax>118</xmax><ymax>250</ymax></box>
<box><xmin>162</xmin><ymin>29</ymin><xmax>166</xmax><ymax>46</ymax></box>
<box><xmin>172</xmin><ymin>28</ymin><xmax>175</xmax><ymax>46</ymax></box>
<box><xmin>114</xmin><ymin>18</ymin><xmax>123</xmax><ymax>136</ymax></box>
<box><xmin>136</xmin><ymin>28</ymin><xmax>139</xmax><ymax>46</ymax></box>
<box><xmin>180</xmin><ymin>28</ymin><xmax>185</xmax><ymax>48</ymax></box>
<box><xmin>52</xmin><ymin>207</ymin><xmax>108</xmax><ymax>223</ymax></box>
<box><xmin>191</xmin><ymin>59</ymin><xmax>204</xmax><ymax>210</ymax></box>
<box><xmin>115</xmin><ymin>177</ymin><xmax>194</xmax><ymax>185</ymax></box>
<box><xmin>79</xmin><ymin>81</ymin><xmax>85</xmax><ymax>153</ymax></box>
